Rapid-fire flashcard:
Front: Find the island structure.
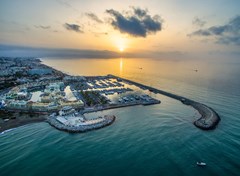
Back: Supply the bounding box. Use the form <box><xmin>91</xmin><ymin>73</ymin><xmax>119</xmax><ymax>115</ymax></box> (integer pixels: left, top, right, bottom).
<box><xmin>0</xmin><ymin>57</ymin><xmax>220</xmax><ymax>133</ymax></box>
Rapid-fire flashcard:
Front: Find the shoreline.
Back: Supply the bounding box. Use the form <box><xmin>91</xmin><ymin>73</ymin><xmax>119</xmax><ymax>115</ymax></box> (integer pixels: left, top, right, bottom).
<box><xmin>0</xmin><ymin>115</ymin><xmax>46</xmax><ymax>133</ymax></box>
<box><xmin>0</xmin><ymin>59</ymin><xmax>220</xmax><ymax>132</ymax></box>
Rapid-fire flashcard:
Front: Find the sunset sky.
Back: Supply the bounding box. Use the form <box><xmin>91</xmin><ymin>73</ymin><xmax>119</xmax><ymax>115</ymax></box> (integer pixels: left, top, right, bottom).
<box><xmin>0</xmin><ymin>0</ymin><xmax>239</xmax><ymax>58</ymax></box>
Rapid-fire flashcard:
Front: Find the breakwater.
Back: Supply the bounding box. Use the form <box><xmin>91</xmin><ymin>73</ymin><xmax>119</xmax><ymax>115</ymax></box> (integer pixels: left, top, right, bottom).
<box><xmin>47</xmin><ymin>115</ymin><xmax>116</xmax><ymax>133</ymax></box>
<box><xmin>81</xmin><ymin>100</ymin><xmax>160</xmax><ymax>114</ymax></box>
<box><xmin>109</xmin><ymin>75</ymin><xmax>220</xmax><ymax>130</ymax></box>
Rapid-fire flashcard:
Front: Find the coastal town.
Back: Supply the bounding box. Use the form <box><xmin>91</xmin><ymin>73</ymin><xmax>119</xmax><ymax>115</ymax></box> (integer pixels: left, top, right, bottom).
<box><xmin>0</xmin><ymin>57</ymin><xmax>220</xmax><ymax>133</ymax></box>
<box><xmin>0</xmin><ymin>57</ymin><xmax>160</xmax><ymax>133</ymax></box>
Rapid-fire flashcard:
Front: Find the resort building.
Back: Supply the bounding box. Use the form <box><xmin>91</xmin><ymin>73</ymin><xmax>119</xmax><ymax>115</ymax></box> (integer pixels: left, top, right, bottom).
<box><xmin>17</xmin><ymin>92</ymin><xmax>28</xmax><ymax>100</ymax></box>
<box><xmin>45</xmin><ymin>82</ymin><xmax>64</xmax><ymax>93</ymax></box>
<box><xmin>6</xmin><ymin>100</ymin><xmax>29</xmax><ymax>110</ymax></box>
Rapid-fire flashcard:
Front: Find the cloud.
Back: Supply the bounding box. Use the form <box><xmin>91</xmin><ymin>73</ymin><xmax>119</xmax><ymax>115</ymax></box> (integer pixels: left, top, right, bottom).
<box><xmin>192</xmin><ymin>17</ymin><xmax>206</xmax><ymax>27</ymax></box>
<box><xmin>85</xmin><ymin>12</ymin><xmax>103</xmax><ymax>23</ymax></box>
<box><xmin>132</xmin><ymin>7</ymin><xmax>147</xmax><ymax>17</ymax></box>
<box><xmin>189</xmin><ymin>15</ymin><xmax>240</xmax><ymax>45</ymax></box>
<box><xmin>92</xmin><ymin>32</ymin><xmax>108</xmax><ymax>37</ymax></box>
<box><xmin>64</xmin><ymin>23</ymin><xmax>83</xmax><ymax>33</ymax></box>
<box><xmin>56</xmin><ymin>0</ymin><xmax>78</xmax><ymax>12</ymax></box>
<box><xmin>34</xmin><ymin>25</ymin><xmax>51</xmax><ymax>29</ymax></box>
<box><xmin>106</xmin><ymin>7</ymin><xmax>162</xmax><ymax>37</ymax></box>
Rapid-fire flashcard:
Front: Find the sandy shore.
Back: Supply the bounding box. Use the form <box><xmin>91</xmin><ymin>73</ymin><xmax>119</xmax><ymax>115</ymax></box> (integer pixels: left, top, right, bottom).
<box><xmin>0</xmin><ymin>112</ymin><xmax>47</xmax><ymax>133</ymax></box>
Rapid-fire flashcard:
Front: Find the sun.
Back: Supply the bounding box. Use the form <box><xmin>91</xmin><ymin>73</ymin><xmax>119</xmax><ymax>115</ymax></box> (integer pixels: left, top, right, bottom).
<box><xmin>119</xmin><ymin>47</ymin><xmax>124</xmax><ymax>52</ymax></box>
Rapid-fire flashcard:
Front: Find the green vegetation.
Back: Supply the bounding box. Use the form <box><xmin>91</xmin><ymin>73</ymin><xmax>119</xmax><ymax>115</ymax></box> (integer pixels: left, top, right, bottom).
<box><xmin>80</xmin><ymin>91</ymin><xmax>108</xmax><ymax>106</ymax></box>
<box><xmin>0</xmin><ymin>81</ymin><xmax>17</xmax><ymax>90</ymax></box>
<box><xmin>15</xmin><ymin>71</ymin><xmax>25</xmax><ymax>78</ymax></box>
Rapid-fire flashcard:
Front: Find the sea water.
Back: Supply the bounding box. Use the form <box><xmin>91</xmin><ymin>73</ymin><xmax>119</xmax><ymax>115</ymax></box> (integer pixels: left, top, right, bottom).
<box><xmin>0</xmin><ymin>57</ymin><xmax>239</xmax><ymax>176</ymax></box>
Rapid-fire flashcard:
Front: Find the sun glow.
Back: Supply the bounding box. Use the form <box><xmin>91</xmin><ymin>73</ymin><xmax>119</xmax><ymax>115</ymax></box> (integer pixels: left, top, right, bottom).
<box><xmin>119</xmin><ymin>47</ymin><xmax>124</xmax><ymax>52</ymax></box>
<box><xmin>110</xmin><ymin>34</ymin><xmax>128</xmax><ymax>53</ymax></box>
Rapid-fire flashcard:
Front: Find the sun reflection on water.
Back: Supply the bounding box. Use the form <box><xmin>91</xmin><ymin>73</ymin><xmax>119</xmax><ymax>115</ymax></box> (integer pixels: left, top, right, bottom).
<box><xmin>119</xmin><ymin>58</ymin><xmax>123</xmax><ymax>75</ymax></box>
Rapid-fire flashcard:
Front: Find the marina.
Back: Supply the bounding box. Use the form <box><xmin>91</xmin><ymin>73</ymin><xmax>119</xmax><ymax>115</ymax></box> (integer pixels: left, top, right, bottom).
<box><xmin>109</xmin><ymin>75</ymin><xmax>221</xmax><ymax>130</ymax></box>
<box><xmin>0</xmin><ymin>57</ymin><xmax>221</xmax><ymax>133</ymax></box>
<box><xmin>1</xmin><ymin>67</ymin><xmax>220</xmax><ymax>132</ymax></box>
<box><xmin>0</xmin><ymin>60</ymin><xmax>161</xmax><ymax>133</ymax></box>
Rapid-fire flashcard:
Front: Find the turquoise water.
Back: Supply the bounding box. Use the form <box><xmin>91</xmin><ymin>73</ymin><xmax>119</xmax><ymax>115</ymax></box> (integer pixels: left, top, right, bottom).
<box><xmin>1</xmin><ymin>58</ymin><xmax>240</xmax><ymax>175</ymax></box>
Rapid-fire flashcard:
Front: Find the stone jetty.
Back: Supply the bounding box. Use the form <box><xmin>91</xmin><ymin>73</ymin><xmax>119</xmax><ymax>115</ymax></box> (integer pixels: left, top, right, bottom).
<box><xmin>109</xmin><ymin>75</ymin><xmax>220</xmax><ymax>130</ymax></box>
<box><xmin>182</xmin><ymin>99</ymin><xmax>220</xmax><ymax>130</ymax></box>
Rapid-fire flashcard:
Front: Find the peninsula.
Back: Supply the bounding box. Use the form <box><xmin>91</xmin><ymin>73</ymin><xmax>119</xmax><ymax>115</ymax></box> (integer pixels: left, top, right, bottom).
<box><xmin>0</xmin><ymin>57</ymin><xmax>220</xmax><ymax>133</ymax></box>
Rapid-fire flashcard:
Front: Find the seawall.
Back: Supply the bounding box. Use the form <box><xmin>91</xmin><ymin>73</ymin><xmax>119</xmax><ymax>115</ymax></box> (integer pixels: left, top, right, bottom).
<box><xmin>110</xmin><ymin>75</ymin><xmax>221</xmax><ymax>130</ymax></box>
<box><xmin>47</xmin><ymin>115</ymin><xmax>116</xmax><ymax>133</ymax></box>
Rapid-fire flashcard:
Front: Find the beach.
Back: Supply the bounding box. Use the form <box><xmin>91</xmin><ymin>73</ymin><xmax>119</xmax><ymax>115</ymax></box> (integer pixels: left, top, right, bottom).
<box><xmin>0</xmin><ymin>112</ymin><xmax>46</xmax><ymax>133</ymax></box>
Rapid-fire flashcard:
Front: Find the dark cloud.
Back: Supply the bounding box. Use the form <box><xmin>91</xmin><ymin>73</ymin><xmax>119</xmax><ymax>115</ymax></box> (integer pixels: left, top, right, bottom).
<box><xmin>192</xmin><ymin>17</ymin><xmax>206</xmax><ymax>27</ymax></box>
<box><xmin>85</xmin><ymin>12</ymin><xmax>103</xmax><ymax>23</ymax></box>
<box><xmin>190</xmin><ymin>29</ymin><xmax>211</xmax><ymax>36</ymax></box>
<box><xmin>106</xmin><ymin>7</ymin><xmax>162</xmax><ymax>37</ymax></box>
<box><xmin>189</xmin><ymin>15</ymin><xmax>240</xmax><ymax>45</ymax></box>
<box><xmin>34</xmin><ymin>25</ymin><xmax>51</xmax><ymax>29</ymax></box>
<box><xmin>64</xmin><ymin>23</ymin><xmax>83</xmax><ymax>33</ymax></box>
<box><xmin>132</xmin><ymin>7</ymin><xmax>147</xmax><ymax>17</ymax></box>
<box><xmin>217</xmin><ymin>36</ymin><xmax>240</xmax><ymax>45</ymax></box>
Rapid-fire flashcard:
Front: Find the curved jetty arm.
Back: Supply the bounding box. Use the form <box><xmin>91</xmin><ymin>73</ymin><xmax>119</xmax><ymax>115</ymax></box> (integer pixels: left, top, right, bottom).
<box><xmin>181</xmin><ymin>99</ymin><xmax>220</xmax><ymax>130</ymax></box>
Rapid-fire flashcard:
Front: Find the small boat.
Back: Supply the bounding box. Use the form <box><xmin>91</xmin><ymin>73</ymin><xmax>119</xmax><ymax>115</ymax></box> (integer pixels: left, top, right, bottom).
<box><xmin>197</xmin><ymin>162</ymin><xmax>206</xmax><ymax>166</ymax></box>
